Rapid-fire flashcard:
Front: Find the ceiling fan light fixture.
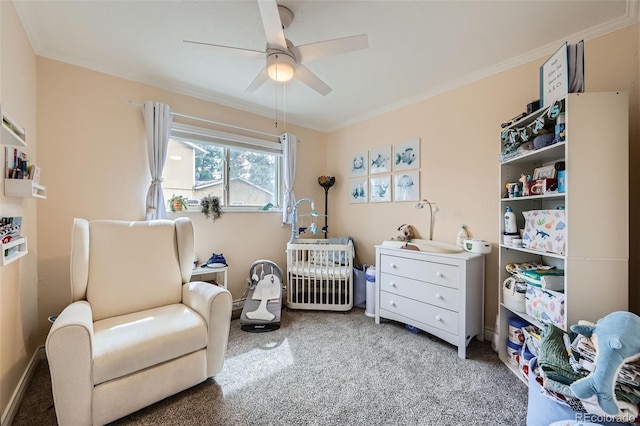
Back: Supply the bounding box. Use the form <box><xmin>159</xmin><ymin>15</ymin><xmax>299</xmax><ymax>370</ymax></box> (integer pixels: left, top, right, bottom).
<box><xmin>266</xmin><ymin>52</ymin><xmax>295</xmax><ymax>82</ymax></box>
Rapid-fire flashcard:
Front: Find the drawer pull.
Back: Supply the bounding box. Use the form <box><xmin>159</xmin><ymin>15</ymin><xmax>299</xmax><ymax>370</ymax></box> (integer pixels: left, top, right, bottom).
<box><xmin>436</xmin><ymin>272</ymin><xmax>444</xmax><ymax>278</ymax></box>
<box><xmin>390</xmin><ymin>263</ymin><xmax>397</xmax><ymax>269</ymax></box>
<box><xmin>390</xmin><ymin>281</ymin><xmax>397</xmax><ymax>288</ymax></box>
<box><xmin>389</xmin><ymin>301</ymin><xmax>396</xmax><ymax>307</ymax></box>
<box><xmin>435</xmin><ymin>293</ymin><xmax>442</xmax><ymax>299</ymax></box>
<box><xmin>435</xmin><ymin>315</ymin><xmax>442</xmax><ymax>322</ymax></box>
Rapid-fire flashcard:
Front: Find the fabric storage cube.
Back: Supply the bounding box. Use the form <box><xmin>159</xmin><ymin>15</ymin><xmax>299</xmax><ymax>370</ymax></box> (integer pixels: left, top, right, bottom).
<box><xmin>522</xmin><ymin>209</ymin><xmax>566</xmax><ymax>255</ymax></box>
<box><xmin>525</xmin><ymin>285</ymin><xmax>565</xmax><ymax>329</ymax></box>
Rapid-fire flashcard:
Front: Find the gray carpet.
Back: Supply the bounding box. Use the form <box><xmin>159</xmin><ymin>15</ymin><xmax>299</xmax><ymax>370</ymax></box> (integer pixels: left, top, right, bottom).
<box><xmin>12</xmin><ymin>308</ymin><xmax>528</xmax><ymax>425</ymax></box>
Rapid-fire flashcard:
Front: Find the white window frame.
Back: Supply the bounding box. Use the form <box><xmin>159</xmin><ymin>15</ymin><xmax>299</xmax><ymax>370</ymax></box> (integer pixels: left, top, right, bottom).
<box><xmin>169</xmin><ymin>123</ymin><xmax>283</xmax><ymax>212</ymax></box>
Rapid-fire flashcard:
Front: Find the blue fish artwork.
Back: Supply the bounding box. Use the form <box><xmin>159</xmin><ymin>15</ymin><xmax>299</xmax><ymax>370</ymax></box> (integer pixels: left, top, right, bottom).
<box><xmin>371</xmin><ymin>154</ymin><xmax>388</xmax><ymax>168</ymax></box>
<box><xmin>395</xmin><ymin>147</ymin><xmax>416</xmax><ymax>166</ymax></box>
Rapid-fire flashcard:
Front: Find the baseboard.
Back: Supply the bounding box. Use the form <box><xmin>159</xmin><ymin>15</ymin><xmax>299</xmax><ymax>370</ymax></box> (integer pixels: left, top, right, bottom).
<box><xmin>1</xmin><ymin>346</ymin><xmax>46</xmax><ymax>426</ymax></box>
<box><xmin>484</xmin><ymin>327</ymin><xmax>495</xmax><ymax>348</ymax></box>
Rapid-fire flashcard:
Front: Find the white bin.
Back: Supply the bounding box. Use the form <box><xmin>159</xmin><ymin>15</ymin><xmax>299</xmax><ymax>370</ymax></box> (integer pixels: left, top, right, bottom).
<box><xmin>365</xmin><ymin>266</ymin><xmax>376</xmax><ymax>317</ymax></box>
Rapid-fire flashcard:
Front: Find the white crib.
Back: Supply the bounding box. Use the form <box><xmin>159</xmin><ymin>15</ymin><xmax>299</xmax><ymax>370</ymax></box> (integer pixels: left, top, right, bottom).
<box><xmin>286</xmin><ymin>238</ymin><xmax>354</xmax><ymax>311</ymax></box>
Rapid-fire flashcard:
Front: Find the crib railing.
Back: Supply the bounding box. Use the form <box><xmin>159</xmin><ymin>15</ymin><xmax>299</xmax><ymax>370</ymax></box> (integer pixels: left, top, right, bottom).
<box><xmin>286</xmin><ymin>239</ymin><xmax>354</xmax><ymax>311</ymax></box>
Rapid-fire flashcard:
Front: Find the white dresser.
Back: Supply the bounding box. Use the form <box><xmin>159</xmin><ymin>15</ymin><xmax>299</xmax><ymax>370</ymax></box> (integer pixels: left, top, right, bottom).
<box><xmin>374</xmin><ymin>246</ymin><xmax>484</xmax><ymax>359</ymax></box>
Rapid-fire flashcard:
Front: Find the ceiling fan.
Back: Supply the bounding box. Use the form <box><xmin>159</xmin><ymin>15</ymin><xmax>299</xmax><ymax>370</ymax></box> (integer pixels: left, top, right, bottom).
<box><xmin>184</xmin><ymin>0</ymin><xmax>368</xmax><ymax>96</ymax></box>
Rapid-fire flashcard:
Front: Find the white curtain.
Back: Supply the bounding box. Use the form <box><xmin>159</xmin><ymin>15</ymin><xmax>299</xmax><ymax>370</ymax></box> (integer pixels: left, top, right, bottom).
<box><xmin>143</xmin><ymin>100</ymin><xmax>173</xmax><ymax>220</ymax></box>
<box><xmin>281</xmin><ymin>132</ymin><xmax>297</xmax><ymax>224</ymax></box>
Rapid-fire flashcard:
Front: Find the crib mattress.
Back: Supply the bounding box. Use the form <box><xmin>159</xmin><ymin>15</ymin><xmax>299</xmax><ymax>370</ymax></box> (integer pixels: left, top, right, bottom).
<box><xmin>288</xmin><ymin>262</ymin><xmax>350</xmax><ymax>279</ymax></box>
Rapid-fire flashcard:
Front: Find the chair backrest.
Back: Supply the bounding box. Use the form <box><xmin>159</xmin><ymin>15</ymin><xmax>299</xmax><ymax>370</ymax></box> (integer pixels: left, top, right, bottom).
<box><xmin>70</xmin><ymin>218</ymin><xmax>195</xmax><ymax>321</ymax></box>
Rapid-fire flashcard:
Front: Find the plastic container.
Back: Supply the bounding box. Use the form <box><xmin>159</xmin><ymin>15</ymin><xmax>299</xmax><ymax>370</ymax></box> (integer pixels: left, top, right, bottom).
<box><xmin>508</xmin><ymin>316</ymin><xmax>529</xmax><ymax>345</ymax></box>
<box><xmin>365</xmin><ymin>266</ymin><xmax>376</xmax><ymax>318</ymax></box>
<box><xmin>456</xmin><ymin>225</ymin><xmax>468</xmax><ymax>248</ymax></box>
<box><xmin>504</xmin><ymin>206</ymin><xmax>517</xmax><ymax>234</ymax></box>
<box><xmin>507</xmin><ymin>340</ymin><xmax>522</xmax><ymax>365</ymax></box>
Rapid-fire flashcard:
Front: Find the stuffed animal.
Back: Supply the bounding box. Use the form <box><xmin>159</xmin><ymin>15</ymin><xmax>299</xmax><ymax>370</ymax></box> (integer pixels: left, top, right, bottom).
<box><xmin>392</xmin><ymin>224</ymin><xmax>415</xmax><ymax>241</ymax></box>
<box><xmin>570</xmin><ymin>311</ymin><xmax>640</xmax><ymax>419</ymax></box>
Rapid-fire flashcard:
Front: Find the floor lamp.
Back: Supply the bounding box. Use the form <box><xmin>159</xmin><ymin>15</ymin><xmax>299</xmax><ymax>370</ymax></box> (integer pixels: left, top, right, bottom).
<box><xmin>317</xmin><ymin>176</ymin><xmax>335</xmax><ymax>238</ymax></box>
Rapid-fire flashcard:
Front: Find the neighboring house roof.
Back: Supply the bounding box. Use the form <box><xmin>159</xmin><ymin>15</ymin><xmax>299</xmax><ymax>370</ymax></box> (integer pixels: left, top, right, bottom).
<box><xmin>195</xmin><ymin>177</ymin><xmax>273</xmax><ymax>198</ymax></box>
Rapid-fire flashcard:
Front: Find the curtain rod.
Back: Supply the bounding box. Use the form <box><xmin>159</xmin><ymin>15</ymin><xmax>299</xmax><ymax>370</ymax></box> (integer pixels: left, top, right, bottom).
<box><xmin>127</xmin><ymin>100</ymin><xmax>281</xmax><ymax>140</ymax></box>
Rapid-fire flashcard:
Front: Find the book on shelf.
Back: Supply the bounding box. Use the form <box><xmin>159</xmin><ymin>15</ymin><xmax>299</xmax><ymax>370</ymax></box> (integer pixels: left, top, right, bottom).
<box><xmin>4</xmin><ymin>146</ymin><xmax>37</xmax><ymax>181</ymax></box>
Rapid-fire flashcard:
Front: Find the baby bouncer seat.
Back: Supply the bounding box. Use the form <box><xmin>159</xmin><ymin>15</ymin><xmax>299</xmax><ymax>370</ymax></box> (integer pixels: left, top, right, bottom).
<box><xmin>240</xmin><ymin>260</ymin><xmax>283</xmax><ymax>332</ymax></box>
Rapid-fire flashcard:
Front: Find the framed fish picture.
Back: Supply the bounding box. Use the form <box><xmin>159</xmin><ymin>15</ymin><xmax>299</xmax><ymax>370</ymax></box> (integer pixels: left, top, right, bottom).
<box><xmin>394</xmin><ymin>171</ymin><xmax>419</xmax><ymax>202</ymax></box>
<box><xmin>370</xmin><ymin>175</ymin><xmax>391</xmax><ymax>203</ymax></box>
<box><xmin>349</xmin><ymin>178</ymin><xmax>368</xmax><ymax>203</ymax></box>
<box><xmin>394</xmin><ymin>139</ymin><xmax>420</xmax><ymax>171</ymax></box>
<box><xmin>349</xmin><ymin>151</ymin><xmax>368</xmax><ymax>176</ymax></box>
<box><xmin>369</xmin><ymin>145</ymin><xmax>391</xmax><ymax>174</ymax></box>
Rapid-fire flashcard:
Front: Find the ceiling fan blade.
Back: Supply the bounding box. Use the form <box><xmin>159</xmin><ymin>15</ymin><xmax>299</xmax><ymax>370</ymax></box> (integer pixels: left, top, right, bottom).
<box><xmin>183</xmin><ymin>40</ymin><xmax>264</xmax><ymax>57</ymax></box>
<box><xmin>292</xmin><ymin>34</ymin><xmax>368</xmax><ymax>63</ymax></box>
<box><xmin>257</xmin><ymin>0</ymin><xmax>287</xmax><ymax>51</ymax></box>
<box><xmin>295</xmin><ymin>64</ymin><xmax>332</xmax><ymax>96</ymax></box>
<box><xmin>245</xmin><ymin>67</ymin><xmax>270</xmax><ymax>93</ymax></box>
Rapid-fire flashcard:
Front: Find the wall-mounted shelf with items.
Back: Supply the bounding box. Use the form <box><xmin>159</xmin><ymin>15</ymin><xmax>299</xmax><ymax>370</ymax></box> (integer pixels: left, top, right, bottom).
<box><xmin>1</xmin><ymin>105</ymin><xmax>26</xmax><ymax>146</ymax></box>
<box><xmin>1</xmin><ymin>236</ymin><xmax>28</xmax><ymax>266</ymax></box>
<box><xmin>496</xmin><ymin>92</ymin><xmax>629</xmax><ymax>384</ymax></box>
<box><xmin>4</xmin><ymin>178</ymin><xmax>47</xmax><ymax>198</ymax></box>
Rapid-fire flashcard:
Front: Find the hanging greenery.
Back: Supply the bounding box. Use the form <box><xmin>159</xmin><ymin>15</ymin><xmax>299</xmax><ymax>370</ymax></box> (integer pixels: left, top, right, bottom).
<box><xmin>200</xmin><ymin>195</ymin><xmax>223</xmax><ymax>221</ymax></box>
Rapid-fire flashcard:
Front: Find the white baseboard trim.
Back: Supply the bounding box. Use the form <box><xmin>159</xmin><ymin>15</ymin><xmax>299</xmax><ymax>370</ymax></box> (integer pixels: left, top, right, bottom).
<box><xmin>484</xmin><ymin>327</ymin><xmax>495</xmax><ymax>346</ymax></box>
<box><xmin>1</xmin><ymin>346</ymin><xmax>46</xmax><ymax>426</ymax></box>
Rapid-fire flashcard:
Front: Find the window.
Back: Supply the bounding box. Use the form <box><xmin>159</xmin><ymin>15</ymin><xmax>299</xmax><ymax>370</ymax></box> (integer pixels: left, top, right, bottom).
<box><xmin>163</xmin><ymin>123</ymin><xmax>282</xmax><ymax>210</ymax></box>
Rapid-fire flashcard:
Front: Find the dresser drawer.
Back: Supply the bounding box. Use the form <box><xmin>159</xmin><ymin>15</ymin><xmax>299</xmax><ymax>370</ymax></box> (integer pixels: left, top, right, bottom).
<box><xmin>379</xmin><ymin>291</ymin><xmax>458</xmax><ymax>335</ymax></box>
<box><xmin>379</xmin><ymin>272</ymin><xmax>459</xmax><ymax>312</ymax></box>
<box><xmin>379</xmin><ymin>254</ymin><xmax>459</xmax><ymax>289</ymax></box>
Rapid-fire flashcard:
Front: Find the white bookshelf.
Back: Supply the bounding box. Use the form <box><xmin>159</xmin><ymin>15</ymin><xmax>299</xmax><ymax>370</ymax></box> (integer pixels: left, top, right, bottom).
<box><xmin>1</xmin><ymin>236</ymin><xmax>28</xmax><ymax>266</ymax></box>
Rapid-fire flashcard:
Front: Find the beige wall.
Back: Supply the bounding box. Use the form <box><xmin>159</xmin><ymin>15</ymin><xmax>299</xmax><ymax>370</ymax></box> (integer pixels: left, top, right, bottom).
<box><xmin>0</xmin><ymin>1</ymin><xmax>39</xmax><ymax>418</ymax></box>
<box><xmin>35</xmin><ymin>57</ymin><xmax>328</xmax><ymax>343</ymax></box>
<box><xmin>1</xmin><ymin>6</ymin><xmax>638</xmax><ymax>419</ymax></box>
<box><xmin>327</xmin><ymin>25</ymin><xmax>639</xmax><ymax>329</ymax></box>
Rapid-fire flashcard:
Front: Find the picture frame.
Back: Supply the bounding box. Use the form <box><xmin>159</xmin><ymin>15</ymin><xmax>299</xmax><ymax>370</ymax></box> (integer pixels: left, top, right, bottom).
<box><xmin>393</xmin><ymin>171</ymin><xmax>419</xmax><ymax>202</ymax></box>
<box><xmin>369</xmin><ymin>175</ymin><xmax>391</xmax><ymax>203</ymax></box>
<box><xmin>349</xmin><ymin>178</ymin><xmax>368</xmax><ymax>203</ymax></box>
<box><xmin>369</xmin><ymin>145</ymin><xmax>391</xmax><ymax>174</ymax></box>
<box><xmin>393</xmin><ymin>139</ymin><xmax>420</xmax><ymax>171</ymax></box>
<box><xmin>533</xmin><ymin>165</ymin><xmax>556</xmax><ymax>180</ymax></box>
<box><xmin>349</xmin><ymin>151</ymin><xmax>368</xmax><ymax>176</ymax></box>
<box><xmin>540</xmin><ymin>42</ymin><xmax>568</xmax><ymax>108</ymax></box>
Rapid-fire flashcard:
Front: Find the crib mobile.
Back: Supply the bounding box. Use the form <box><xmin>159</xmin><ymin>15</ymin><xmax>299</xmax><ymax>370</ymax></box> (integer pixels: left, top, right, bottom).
<box><xmin>290</xmin><ymin>198</ymin><xmax>326</xmax><ymax>241</ymax></box>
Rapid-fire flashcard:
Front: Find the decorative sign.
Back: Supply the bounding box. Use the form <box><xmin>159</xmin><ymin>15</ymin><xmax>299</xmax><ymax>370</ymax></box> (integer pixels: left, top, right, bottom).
<box><xmin>540</xmin><ymin>43</ymin><xmax>568</xmax><ymax>107</ymax></box>
<box><xmin>500</xmin><ymin>101</ymin><xmax>564</xmax><ymax>161</ymax></box>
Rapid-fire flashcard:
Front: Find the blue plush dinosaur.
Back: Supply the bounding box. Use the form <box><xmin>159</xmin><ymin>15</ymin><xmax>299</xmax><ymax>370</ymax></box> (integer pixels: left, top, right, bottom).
<box><xmin>570</xmin><ymin>311</ymin><xmax>640</xmax><ymax>419</ymax></box>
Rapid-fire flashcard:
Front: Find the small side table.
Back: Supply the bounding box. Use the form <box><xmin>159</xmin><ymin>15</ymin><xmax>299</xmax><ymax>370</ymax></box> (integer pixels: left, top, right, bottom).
<box><xmin>190</xmin><ymin>265</ymin><xmax>228</xmax><ymax>289</ymax></box>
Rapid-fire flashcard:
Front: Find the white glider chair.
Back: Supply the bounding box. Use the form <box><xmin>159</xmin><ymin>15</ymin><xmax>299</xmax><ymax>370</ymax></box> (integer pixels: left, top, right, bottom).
<box><xmin>46</xmin><ymin>218</ymin><xmax>232</xmax><ymax>425</ymax></box>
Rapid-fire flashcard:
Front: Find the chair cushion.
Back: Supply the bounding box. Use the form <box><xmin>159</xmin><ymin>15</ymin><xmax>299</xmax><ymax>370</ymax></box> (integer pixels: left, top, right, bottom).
<box><xmin>92</xmin><ymin>304</ymin><xmax>207</xmax><ymax>385</ymax></box>
<box><xmin>87</xmin><ymin>220</ymin><xmax>183</xmax><ymax>321</ymax></box>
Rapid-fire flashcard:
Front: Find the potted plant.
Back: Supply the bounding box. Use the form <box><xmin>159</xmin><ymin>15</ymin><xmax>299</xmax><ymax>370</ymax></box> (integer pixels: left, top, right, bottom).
<box><xmin>200</xmin><ymin>194</ymin><xmax>222</xmax><ymax>221</ymax></box>
<box><xmin>167</xmin><ymin>194</ymin><xmax>189</xmax><ymax>212</ymax></box>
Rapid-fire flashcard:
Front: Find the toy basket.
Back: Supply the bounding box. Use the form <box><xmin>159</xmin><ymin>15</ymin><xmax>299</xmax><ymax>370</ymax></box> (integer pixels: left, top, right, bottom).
<box><xmin>503</xmin><ymin>276</ymin><xmax>526</xmax><ymax>312</ymax></box>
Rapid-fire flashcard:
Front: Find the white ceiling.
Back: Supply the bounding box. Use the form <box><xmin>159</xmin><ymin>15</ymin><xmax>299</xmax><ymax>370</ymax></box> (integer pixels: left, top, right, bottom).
<box><xmin>13</xmin><ymin>0</ymin><xmax>638</xmax><ymax>132</ymax></box>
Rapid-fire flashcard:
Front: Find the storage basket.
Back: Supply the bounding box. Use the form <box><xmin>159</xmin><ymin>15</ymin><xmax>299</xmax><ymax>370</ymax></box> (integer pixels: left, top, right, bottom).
<box><xmin>522</xmin><ymin>209</ymin><xmax>566</xmax><ymax>255</ymax></box>
<box><xmin>503</xmin><ymin>277</ymin><xmax>526</xmax><ymax>312</ymax></box>
<box><xmin>525</xmin><ymin>285</ymin><xmax>565</xmax><ymax>329</ymax></box>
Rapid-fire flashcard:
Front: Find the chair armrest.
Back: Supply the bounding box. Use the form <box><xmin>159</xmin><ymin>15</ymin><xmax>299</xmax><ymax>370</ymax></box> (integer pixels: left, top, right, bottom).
<box><xmin>45</xmin><ymin>300</ymin><xmax>94</xmax><ymax>426</ymax></box>
<box><xmin>182</xmin><ymin>281</ymin><xmax>232</xmax><ymax>377</ymax></box>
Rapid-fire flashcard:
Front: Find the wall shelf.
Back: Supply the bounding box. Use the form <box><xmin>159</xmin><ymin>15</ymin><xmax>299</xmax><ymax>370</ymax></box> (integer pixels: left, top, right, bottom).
<box><xmin>1</xmin><ymin>236</ymin><xmax>28</xmax><ymax>266</ymax></box>
<box><xmin>1</xmin><ymin>105</ymin><xmax>26</xmax><ymax>146</ymax></box>
<box><xmin>4</xmin><ymin>179</ymin><xmax>46</xmax><ymax>198</ymax></box>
